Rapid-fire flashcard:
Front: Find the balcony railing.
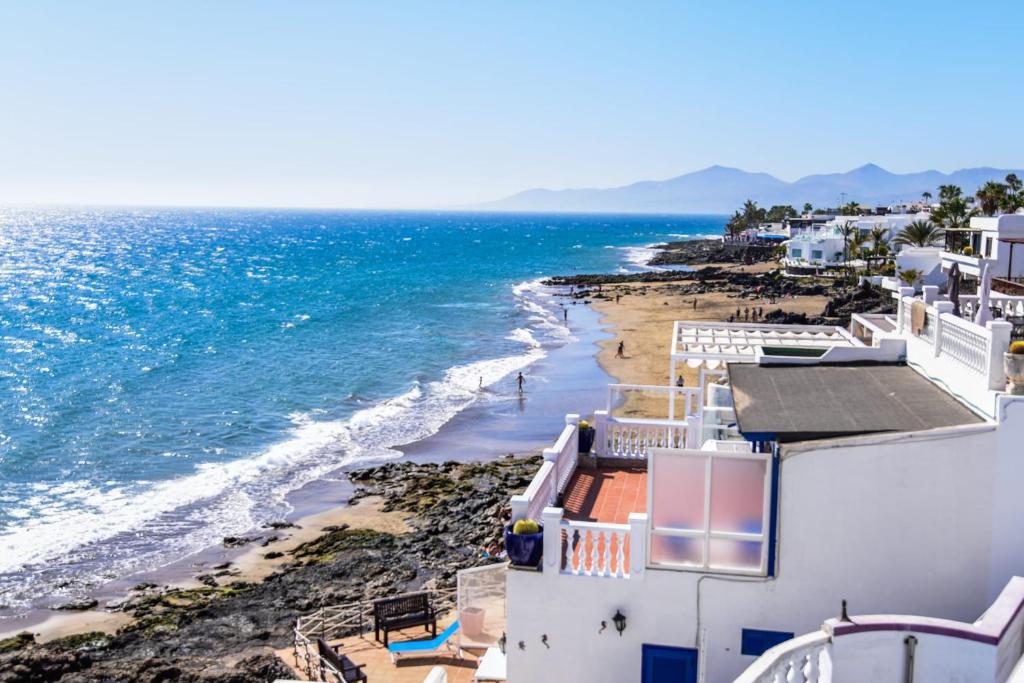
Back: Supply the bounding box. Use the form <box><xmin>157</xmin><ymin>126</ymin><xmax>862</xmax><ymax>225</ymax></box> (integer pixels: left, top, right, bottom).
<box><xmin>594</xmin><ymin>412</ymin><xmax>691</xmax><ymax>459</ymax></box>
<box><xmin>733</xmin><ymin>631</ymin><xmax>831</xmax><ymax>683</ymax></box>
<box><xmin>510</xmin><ymin>415</ymin><xmax>579</xmax><ymax>523</ymax></box>
<box><xmin>898</xmin><ymin>294</ymin><xmax>1013</xmax><ymax>403</ymax></box>
<box><xmin>733</xmin><ymin>576</ymin><xmax>1024</xmax><ymax>683</ymax></box>
<box><xmin>541</xmin><ymin>507</ymin><xmax>648</xmax><ymax>580</ymax></box>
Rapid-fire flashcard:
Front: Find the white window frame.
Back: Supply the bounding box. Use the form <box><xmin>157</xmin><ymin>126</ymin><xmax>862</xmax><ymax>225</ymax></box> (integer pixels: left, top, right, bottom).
<box><xmin>647</xmin><ymin>447</ymin><xmax>772</xmax><ymax>576</ymax></box>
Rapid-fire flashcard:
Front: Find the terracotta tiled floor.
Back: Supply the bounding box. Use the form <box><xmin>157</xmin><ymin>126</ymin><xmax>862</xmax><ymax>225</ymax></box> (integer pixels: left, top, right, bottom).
<box><xmin>277</xmin><ymin>619</ymin><xmax>488</xmax><ymax>683</ymax></box>
<box><xmin>562</xmin><ymin>466</ymin><xmax>647</xmax><ymax>523</ymax></box>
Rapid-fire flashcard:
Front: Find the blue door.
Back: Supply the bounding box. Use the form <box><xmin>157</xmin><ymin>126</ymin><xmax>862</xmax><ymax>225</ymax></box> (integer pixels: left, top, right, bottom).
<box><xmin>642</xmin><ymin>644</ymin><xmax>698</xmax><ymax>683</ymax></box>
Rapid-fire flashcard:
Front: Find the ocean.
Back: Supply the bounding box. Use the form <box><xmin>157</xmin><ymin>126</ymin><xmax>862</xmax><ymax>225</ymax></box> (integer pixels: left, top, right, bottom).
<box><xmin>0</xmin><ymin>207</ymin><xmax>725</xmax><ymax>612</ymax></box>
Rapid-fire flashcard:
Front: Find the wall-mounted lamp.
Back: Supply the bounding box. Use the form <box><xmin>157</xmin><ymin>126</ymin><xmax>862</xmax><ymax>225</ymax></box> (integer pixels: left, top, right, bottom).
<box><xmin>613</xmin><ymin>609</ymin><xmax>627</xmax><ymax>636</ymax></box>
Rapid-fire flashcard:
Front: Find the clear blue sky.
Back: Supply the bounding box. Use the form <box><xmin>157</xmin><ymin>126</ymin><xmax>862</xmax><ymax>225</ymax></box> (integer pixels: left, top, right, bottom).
<box><xmin>2</xmin><ymin>1</ymin><xmax>1022</xmax><ymax>208</ymax></box>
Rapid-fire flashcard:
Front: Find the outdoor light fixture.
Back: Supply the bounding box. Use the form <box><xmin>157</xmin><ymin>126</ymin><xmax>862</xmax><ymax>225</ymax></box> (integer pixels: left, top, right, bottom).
<box><xmin>613</xmin><ymin>609</ymin><xmax>627</xmax><ymax>636</ymax></box>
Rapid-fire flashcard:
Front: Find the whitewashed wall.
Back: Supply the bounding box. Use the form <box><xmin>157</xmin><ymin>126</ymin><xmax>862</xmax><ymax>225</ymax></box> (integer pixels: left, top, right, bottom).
<box><xmin>507</xmin><ymin>424</ymin><xmax>1001</xmax><ymax>683</ymax></box>
<box><xmin>829</xmin><ymin>630</ymin><xmax>993</xmax><ymax>682</ymax></box>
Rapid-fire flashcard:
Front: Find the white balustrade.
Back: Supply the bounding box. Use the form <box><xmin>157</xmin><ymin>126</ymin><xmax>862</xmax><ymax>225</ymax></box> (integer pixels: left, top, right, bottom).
<box><xmin>545</xmin><ymin>415</ymin><xmax>579</xmax><ymax>493</ymax></box>
<box><xmin>733</xmin><ymin>631</ymin><xmax>832</xmax><ymax>683</ymax></box>
<box><xmin>512</xmin><ymin>415</ymin><xmax>579</xmax><ymax>523</ymax></box>
<box><xmin>559</xmin><ymin>518</ymin><xmax>632</xmax><ymax>578</ymax></box>
<box><xmin>602</xmin><ymin>417</ymin><xmax>689</xmax><ymax>459</ymax></box>
<box><xmin>902</xmin><ymin>295</ymin><xmax>1013</xmax><ymax>393</ymax></box>
<box><xmin>938</xmin><ymin>312</ymin><xmax>990</xmax><ymax>373</ymax></box>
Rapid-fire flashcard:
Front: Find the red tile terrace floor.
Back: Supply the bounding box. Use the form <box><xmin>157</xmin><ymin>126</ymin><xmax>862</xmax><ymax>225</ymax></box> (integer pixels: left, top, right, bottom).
<box><xmin>562</xmin><ymin>466</ymin><xmax>648</xmax><ymax>524</ymax></box>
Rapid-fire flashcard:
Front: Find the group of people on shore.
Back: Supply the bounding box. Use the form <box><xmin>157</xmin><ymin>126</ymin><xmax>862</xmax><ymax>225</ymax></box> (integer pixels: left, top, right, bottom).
<box><xmin>729</xmin><ymin>305</ymin><xmax>765</xmax><ymax>324</ymax></box>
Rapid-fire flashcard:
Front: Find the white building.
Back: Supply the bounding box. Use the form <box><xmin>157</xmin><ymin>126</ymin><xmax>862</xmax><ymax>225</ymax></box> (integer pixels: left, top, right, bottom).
<box><xmin>503</xmin><ymin>287</ymin><xmax>1024</xmax><ymax>682</ymax></box>
<box><xmin>784</xmin><ymin>213</ymin><xmax>928</xmax><ymax>274</ymax></box>
<box><xmin>941</xmin><ymin>214</ymin><xmax>1024</xmax><ymax>294</ymax></box>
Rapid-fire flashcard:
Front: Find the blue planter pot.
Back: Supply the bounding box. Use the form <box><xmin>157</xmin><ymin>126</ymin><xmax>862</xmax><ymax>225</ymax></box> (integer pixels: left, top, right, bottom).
<box><xmin>504</xmin><ymin>524</ymin><xmax>544</xmax><ymax>568</ymax></box>
<box><xmin>578</xmin><ymin>427</ymin><xmax>596</xmax><ymax>454</ymax></box>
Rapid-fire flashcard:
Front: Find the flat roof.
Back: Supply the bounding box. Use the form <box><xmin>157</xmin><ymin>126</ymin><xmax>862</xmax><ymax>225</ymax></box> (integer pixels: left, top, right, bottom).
<box><xmin>729</xmin><ymin>363</ymin><xmax>983</xmax><ymax>443</ymax></box>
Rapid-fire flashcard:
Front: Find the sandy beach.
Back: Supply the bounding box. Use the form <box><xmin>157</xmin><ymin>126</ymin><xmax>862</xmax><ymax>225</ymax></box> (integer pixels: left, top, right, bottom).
<box><xmin>588</xmin><ymin>266</ymin><xmax>831</xmax><ymax>386</ymax></box>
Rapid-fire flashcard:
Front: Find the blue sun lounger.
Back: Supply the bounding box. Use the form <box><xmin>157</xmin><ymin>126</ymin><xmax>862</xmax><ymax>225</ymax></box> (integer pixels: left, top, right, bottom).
<box><xmin>388</xmin><ymin>620</ymin><xmax>461</xmax><ymax>664</ymax></box>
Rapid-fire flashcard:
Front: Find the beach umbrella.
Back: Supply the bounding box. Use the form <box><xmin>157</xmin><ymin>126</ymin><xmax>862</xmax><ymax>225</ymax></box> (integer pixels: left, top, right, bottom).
<box><xmin>947</xmin><ymin>262</ymin><xmax>961</xmax><ymax>317</ymax></box>
<box><xmin>974</xmin><ymin>262</ymin><xmax>992</xmax><ymax>327</ymax></box>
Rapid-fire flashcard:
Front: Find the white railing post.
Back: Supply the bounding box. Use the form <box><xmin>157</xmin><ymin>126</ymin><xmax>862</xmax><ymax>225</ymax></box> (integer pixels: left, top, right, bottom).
<box><xmin>629</xmin><ymin>512</ymin><xmax>648</xmax><ymax>578</ymax></box>
<box><xmin>565</xmin><ymin>413</ymin><xmax>580</xmax><ymax>456</ymax></box>
<box><xmin>988</xmin><ymin>320</ymin><xmax>1013</xmax><ymax>390</ymax></box>
<box><xmin>542</xmin><ymin>507</ymin><xmax>563</xmax><ymax>575</ymax></box>
<box><xmin>593</xmin><ymin>410</ymin><xmax>608</xmax><ymax>457</ymax></box>
<box><xmin>933</xmin><ymin>301</ymin><xmax>954</xmax><ymax>357</ymax></box>
<box><xmin>542</xmin><ymin>447</ymin><xmax>559</xmax><ymax>506</ymax></box>
<box><xmin>896</xmin><ymin>287</ymin><xmax>915</xmax><ymax>333</ymax></box>
<box><xmin>687</xmin><ymin>414</ymin><xmax>702</xmax><ymax>449</ymax></box>
<box><xmin>510</xmin><ymin>494</ymin><xmax>529</xmax><ymax>523</ymax></box>
<box><xmin>922</xmin><ymin>285</ymin><xmax>938</xmax><ymax>305</ymax></box>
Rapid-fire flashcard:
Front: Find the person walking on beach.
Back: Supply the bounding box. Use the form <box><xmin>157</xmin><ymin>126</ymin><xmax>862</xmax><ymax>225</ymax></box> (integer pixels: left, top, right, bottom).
<box><xmin>563</xmin><ymin>308</ymin><xmax>568</xmax><ymax>324</ymax></box>
<box><xmin>676</xmin><ymin>374</ymin><xmax>684</xmax><ymax>387</ymax></box>
<box><xmin>616</xmin><ymin>340</ymin><xmax>625</xmax><ymax>358</ymax></box>
<box><xmin>692</xmin><ymin>298</ymin><xmax>698</xmax><ymax>310</ymax></box>
<box><xmin>516</xmin><ymin>372</ymin><xmax>526</xmax><ymax>395</ymax></box>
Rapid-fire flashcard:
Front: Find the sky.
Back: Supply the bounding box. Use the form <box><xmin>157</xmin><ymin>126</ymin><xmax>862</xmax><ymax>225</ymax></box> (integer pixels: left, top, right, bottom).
<box><xmin>1</xmin><ymin>1</ymin><xmax>1023</xmax><ymax>209</ymax></box>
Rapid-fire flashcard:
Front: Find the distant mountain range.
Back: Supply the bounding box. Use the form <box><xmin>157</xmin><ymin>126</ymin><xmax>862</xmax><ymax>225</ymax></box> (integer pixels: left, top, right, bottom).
<box><xmin>474</xmin><ymin>164</ymin><xmax>1024</xmax><ymax>214</ymax></box>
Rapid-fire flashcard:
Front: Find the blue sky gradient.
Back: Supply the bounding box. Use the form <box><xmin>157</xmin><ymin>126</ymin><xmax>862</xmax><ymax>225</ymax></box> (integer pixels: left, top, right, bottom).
<box><xmin>1</xmin><ymin>1</ymin><xmax>1022</xmax><ymax>208</ymax></box>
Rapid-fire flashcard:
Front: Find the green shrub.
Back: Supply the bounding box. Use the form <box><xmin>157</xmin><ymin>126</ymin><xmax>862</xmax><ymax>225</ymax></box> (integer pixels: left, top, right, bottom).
<box><xmin>578</xmin><ymin>419</ymin><xmax>590</xmax><ymax>430</ymax></box>
<box><xmin>512</xmin><ymin>518</ymin><xmax>541</xmax><ymax>535</ymax></box>
<box><xmin>963</xmin><ymin>246</ymin><xmax>974</xmax><ymax>256</ymax></box>
<box><xmin>1010</xmin><ymin>341</ymin><xmax>1024</xmax><ymax>355</ymax></box>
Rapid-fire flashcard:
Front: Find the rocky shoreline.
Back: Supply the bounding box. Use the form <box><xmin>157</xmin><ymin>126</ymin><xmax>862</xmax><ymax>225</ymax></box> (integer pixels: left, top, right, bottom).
<box><xmin>546</xmin><ymin>239</ymin><xmax>895</xmax><ymax>326</ymax></box>
<box><xmin>0</xmin><ymin>456</ymin><xmax>539</xmax><ymax>683</ymax></box>
<box><xmin>646</xmin><ymin>238</ymin><xmax>778</xmax><ymax>267</ymax></box>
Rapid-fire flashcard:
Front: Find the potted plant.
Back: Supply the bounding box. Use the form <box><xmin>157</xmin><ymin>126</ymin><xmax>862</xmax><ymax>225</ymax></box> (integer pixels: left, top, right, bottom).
<box><xmin>577</xmin><ymin>419</ymin><xmax>595</xmax><ymax>454</ymax></box>
<box><xmin>504</xmin><ymin>518</ymin><xmax>544</xmax><ymax>568</ymax></box>
<box><xmin>1005</xmin><ymin>341</ymin><xmax>1024</xmax><ymax>395</ymax></box>
<box><xmin>963</xmin><ymin>245</ymin><xmax>974</xmax><ymax>256</ymax></box>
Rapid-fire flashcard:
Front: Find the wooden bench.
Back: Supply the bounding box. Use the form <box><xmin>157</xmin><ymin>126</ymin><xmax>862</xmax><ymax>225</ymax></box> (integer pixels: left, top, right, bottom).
<box><xmin>316</xmin><ymin>638</ymin><xmax>368</xmax><ymax>683</ymax></box>
<box><xmin>373</xmin><ymin>592</ymin><xmax>438</xmax><ymax>647</ymax></box>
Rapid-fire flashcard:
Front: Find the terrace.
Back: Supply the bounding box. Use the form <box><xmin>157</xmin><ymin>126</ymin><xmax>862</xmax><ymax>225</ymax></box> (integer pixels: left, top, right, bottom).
<box><xmin>508</xmin><ymin>322</ymin><xmax>864</xmax><ymax>582</ymax></box>
<box><xmin>288</xmin><ymin>565</ymin><xmax>508</xmax><ymax>683</ymax></box>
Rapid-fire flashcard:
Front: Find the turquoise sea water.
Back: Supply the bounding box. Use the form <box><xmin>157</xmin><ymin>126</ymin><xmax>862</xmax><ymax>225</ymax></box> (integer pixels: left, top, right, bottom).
<box><xmin>0</xmin><ymin>208</ymin><xmax>724</xmax><ymax>610</ymax></box>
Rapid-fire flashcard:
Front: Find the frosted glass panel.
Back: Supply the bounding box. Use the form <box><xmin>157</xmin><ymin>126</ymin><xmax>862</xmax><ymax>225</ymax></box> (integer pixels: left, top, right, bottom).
<box><xmin>651</xmin><ymin>534</ymin><xmax>703</xmax><ymax>567</ymax></box>
<box><xmin>708</xmin><ymin>538</ymin><xmax>762</xmax><ymax>571</ymax></box>
<box><xmin>709</xmin><ymin>458</ymin><xmax>766</xmax><ymax>535</ymax></box>
<box><xmin>652</xmin><ymin>452</ymin><xmax>706</xmax><ymax>530</ymax></box>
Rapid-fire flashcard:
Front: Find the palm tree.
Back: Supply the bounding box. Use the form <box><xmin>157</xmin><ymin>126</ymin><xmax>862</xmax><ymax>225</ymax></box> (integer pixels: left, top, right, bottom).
<box><xmin>849</xmin><ymin>231</ymin><xmax>870</xmax><ymax>264</ymax></box>
<box><xmin>938</xmin><ymin>185</ymin><xmax>962</xmax><ymax>202</ymax></box>
<box><xmin>802</xmin><ymin>202</ymin><xmax>813</xmax><ymax>215</ymax></box>
<box><xmin>930</xmin><ymin>191</ymin><xmax>978</xmax><ymax>252</ymax></box>
<box><xmin>922</xmin><ymin>191</ymin><xmax>933</xmax><ymax>204</ymax></box>
<box><xmin>841</xmin><ymin>201</ymin><xmax>862</xmax><ymax>216</ymax></box>
<box><xmin>870</xmin><ymin>226</ymin><xmax>890</xmax><ymax>256</ymax></box>
<box><xmin>838</xmin><ymin>221</ymin><xmax>858</xmax><ymax>268</ymax></box>
<box><xmin>1004</xmin><ymin>173</ymin><xmax>1022</xmax><ymax>213</ymax></box>
<box><xmin>899</xmin><ymin>268</ymin><xmax>923</xmax><ymax>289</ymax></box>
<box><xmin>892</xmin><ymin>220</ymin><xmax>944</xmax><ymax>248</ymax></box>
<box><xmin>976</xmin><ymin>181</ymin><xmax>1008</xmax><ymax>216</ymax></box>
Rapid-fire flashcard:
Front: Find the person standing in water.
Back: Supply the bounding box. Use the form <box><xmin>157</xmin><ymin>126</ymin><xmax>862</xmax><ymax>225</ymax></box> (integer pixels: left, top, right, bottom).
<box><xmin>516</xmin><ymin>372</ymin><xmax>526</xmax><ymax>395</ymax></box>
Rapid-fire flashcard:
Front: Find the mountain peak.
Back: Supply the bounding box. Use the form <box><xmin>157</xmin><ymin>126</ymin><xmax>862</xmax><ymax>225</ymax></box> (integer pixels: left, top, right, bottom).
<box><xmin>850</xmin><ymin>163</ymin><xmax>891</xmax><ymax>175</ymax></box>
